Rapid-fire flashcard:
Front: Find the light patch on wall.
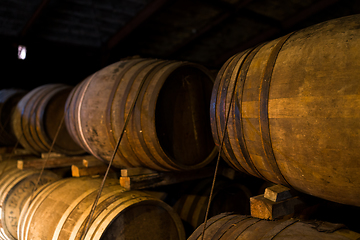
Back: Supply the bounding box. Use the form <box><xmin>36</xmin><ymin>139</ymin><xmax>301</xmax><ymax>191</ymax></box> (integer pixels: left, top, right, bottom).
<box><xmin>18</xmin><ymin>45</ymin><xmax>27</xmax><ymax>60</ymax></box>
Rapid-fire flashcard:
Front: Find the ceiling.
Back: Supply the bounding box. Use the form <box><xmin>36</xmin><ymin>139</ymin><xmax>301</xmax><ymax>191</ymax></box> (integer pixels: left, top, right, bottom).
<box><xmin>0</xmin><ymin>0</ymin><xmax>359</xmax><ymax>89</ymax></box>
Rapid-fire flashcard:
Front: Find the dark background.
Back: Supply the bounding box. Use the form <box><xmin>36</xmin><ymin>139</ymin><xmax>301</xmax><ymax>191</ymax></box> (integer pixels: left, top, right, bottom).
<box><xmin>0</xmin><ymin>0</ymin><xmax>359</xmax><ymax>90</ymax></box>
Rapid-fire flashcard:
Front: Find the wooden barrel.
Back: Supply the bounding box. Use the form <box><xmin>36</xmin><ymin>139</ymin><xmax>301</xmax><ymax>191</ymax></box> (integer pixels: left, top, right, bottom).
<box><xmin>17</xmin><ymin>177</ymin><xmax>185</xmax><ymax>240</ymax></box>
<box><xmin>0</xmin><ymin>89</ymin><xmax>27</xmax><ymax>146</ymax></box>
<box><xmin>0</xmin><ymin>161</ymin><xmax>59</xmax><ymax>240</ymax></box>
<box><xmin>210</xmin><ymin>14</ymin><xmax>360</xmax><ymax>206</ymax></box>
<box><xmin>189</xmin><ymin>213</ymin><xmax>360</xmax><ymax>240</ymax></box>
<box><xmin>65</xmin><ymin>58</ymin><xmax>216</xmax><ymax>171</ymax></box>
<box><xmin>11</xmin><ymin>84</ymin><xmax>85</xmax><ymax>155</ymax></box>
<box><xmin>173</xmin><ymin>179</ymin><xmax>252</xmax><ymax>230</ymax></box>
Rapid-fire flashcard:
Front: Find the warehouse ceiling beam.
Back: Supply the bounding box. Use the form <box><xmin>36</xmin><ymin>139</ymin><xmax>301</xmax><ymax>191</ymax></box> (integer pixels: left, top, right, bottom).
<box><xmin>105</xmin><ymin>0</ymin><xmax>169</xmax><ymax>51</ymax></box>
<box><xmin>165</xmin><ymin>0</ymin><xmax>255</xmax><ymax>58</ymax></box>
<box><xmin>19</xmin><ymin>0</ymin><xmax>50</xmax><ymax>38</ymax></box>
<box><xmin>211</xmin><ymin>0</ymin><xmax>342</xmax><ymax>67</ymax></box>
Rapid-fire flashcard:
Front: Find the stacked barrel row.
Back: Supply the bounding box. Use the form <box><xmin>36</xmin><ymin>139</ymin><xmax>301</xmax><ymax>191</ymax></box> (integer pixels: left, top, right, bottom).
<box><xmin>0</xmin><ymin>59</ymin><xmax>217</xmax><ymax>172</ymax></box>
<box><xmin>0</xmin><ymin>160</ymin><xmax>186</xmax><ymax>240</ymax></box>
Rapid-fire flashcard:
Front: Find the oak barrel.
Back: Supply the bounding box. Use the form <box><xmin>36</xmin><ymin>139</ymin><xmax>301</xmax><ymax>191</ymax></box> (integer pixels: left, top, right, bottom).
<box><xmin>17</xmin><ymin>177</ymin><xmax>185</xmax><ymax>240</ymax></box>
<box><xmin>65</xmin><ymin>58</ymin><xmax>216</xmax><ymax>171</ymax></box>
<box><xmin>189</xmin><ymin>213</ymin><xmax>360</xmax><ymax>240</ymax></box>
<box><xmin>0</xmin><ymin>89</ymin><xmax>27</xmax><ymax>146</ymax></box>
<box><xmin>173</xmin><ymin>179</ymin><xmax>252</xmax><ymax>230</ymax></box>
<box><xmin>0</xmin><ymin>160</ymin><xmax>59</xmax><ymax>240</ymax></box>
<box><xmin>11</xmin><ymin>84</ymin><xmax>85</xmax><ymax>155</ymax></box>
<box><xmin>210</xmin><ymin>14</ymin><xmax>360</xmax><ymax>206</ymax></box>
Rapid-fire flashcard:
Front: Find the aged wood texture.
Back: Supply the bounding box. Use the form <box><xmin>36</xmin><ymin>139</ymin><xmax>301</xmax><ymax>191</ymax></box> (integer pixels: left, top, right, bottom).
<box><xmin>0</xmin><ymin>89</ymin><xmax>27</xmax><ymax>146</ymax></box>
<box><xmin>210</xmin><ymin>14</ymin><xmax>360</xmax><ymax>207</ymax></box>
<box><xmin>65</xmin><ymin>58</ymin><xmax>216</xmax><ymax>171</ymax></box>
<box><xmin>17</xmin><ymin>177</ymin><xmax>185</xmax><ymax>240</ymax></box>
<box><xmin>11</xmin><ymin>84</ymin><xmax>84</xmax><ymax>156</ymax></box>
<box><xmin>0</xmin><ymin>160</ymin><xmax>59</xmax><ymax>240</ymax></box>
<box><xmin>188</xmin><ymin>213</ymin><xmax>360</xmax><ymax>240</ymax></box>
<box><xmin>172</xmin><ymin>178</ymin><xmax>252</xmax><ymax>230</ymax></box>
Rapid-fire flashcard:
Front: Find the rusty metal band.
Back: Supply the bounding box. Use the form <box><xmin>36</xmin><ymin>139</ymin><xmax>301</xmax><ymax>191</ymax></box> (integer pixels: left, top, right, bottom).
<box><xmin>211</xmin><ymin>215</ymin><xmax>250</xmax><ymax>240</ymax></box>
<box><xmin>218</xmin><ymin>51</ymin><xmax>251</xmax><ymax>173</ymax></box>
<box><xmin>132</xmin><ymin>61</ymin><xmax>178</xmax><ymax>170</ymax></box>
<box><xmin>105</xmin><ymin>59</ymin><xmax>145</xmax><ymax>165</ymax></box>
<box><xmin>259</xmin><ymin>32</ymin><xmax>294</xmax><ymax>185</ymax></box>
<box><xmin>234</xmin><ymin>42</ymin><xmax>267</xmax><ymax>180</ymax></box>
<box><xmin>260</xmin><ymin>219</ymin><xmax>299</xmax><ymax>240</ymax></box>
<box><xmin>213</xmin><ymin>56</ymin><xmax>243</xmax><ymax>172</ymax></box>
<box><xmin>116</xmin><ymin>59</ymin><xmax>159</xmax><ymax>167</ymax></box>
<box><xmin>210</xmin><ymin>54</ymin><xmax>237</xmax><ymax>147</ymax></box>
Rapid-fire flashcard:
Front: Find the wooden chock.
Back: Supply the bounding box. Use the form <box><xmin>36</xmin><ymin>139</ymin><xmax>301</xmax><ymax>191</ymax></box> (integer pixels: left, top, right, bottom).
<box><xmin>251</xmin><ymin>184</ymin><xmax>303</xmax><ymax>220</ymax></box>
<box><xmin>264</xmin><ymin>184</ymin><xmax>292</xmax><ymax>202</ymax></box>
<box><xmin>250</xmin><ymin>194</ymin><xmax>303</xmax><ymax>220</ymax></box>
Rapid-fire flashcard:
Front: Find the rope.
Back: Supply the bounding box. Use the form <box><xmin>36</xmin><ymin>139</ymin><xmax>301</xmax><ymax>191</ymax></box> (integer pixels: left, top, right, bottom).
<box><xmin>29</xmin><ymin>113</ymin><xmax>65</xmax><ymax>203</ymax></box>
<box><xmin>200</xmin><ymin>80</ymin><xmax>238</xmax><ymax>240</ymax></box>
<box><xmin>80</xmin><ymin>62</ymin><xmax>151</xmax><ymax>240</ymax></box>
<box><xmin>200</xmin><ymin>48</ymin><xmax>255</xmax><ymax>239</ymax></box>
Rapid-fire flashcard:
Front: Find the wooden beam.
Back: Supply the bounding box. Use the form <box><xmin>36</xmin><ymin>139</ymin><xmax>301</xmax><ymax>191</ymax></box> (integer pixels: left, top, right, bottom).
<box><xmin>17</xmin><ymin>155</ymin><xmax>98</xmax><ymax>170</ymax></box>
<box><xmin>211</xmin><ymin>0</ymin><xmax>342</xmax><ymax>67</ymax></box>
<box><xmin>165</xmin><ymin>0</ymin><xmax>255</xmax><ymax>58</ymax></box>
<box><xmin>82</xmin><ymin>157</ymin><xmax>106</xmax><ymax>167</ymax></box>
<box><xmin>264</xmin><ymin>185</ymin><xmax>293</xmax><ymax>202</ymax></box>
<box><xmin>106</xmin><ymin>0</ymin><xmax>169</xmax><ymax>51</ymax></box>
<box><xmin>119</xmin><ymin>166</ymin><xmax>216</xmax><ymax>190</ymax></box>
<box><xmin>119</xmin><ymin>165</ymin><xmax>243</xmax><ymax>190</ymax></box>
<box><xmin>19</xmin><ymin>0</ymin><xmax>51</xmax><ymax>38</ymax></box>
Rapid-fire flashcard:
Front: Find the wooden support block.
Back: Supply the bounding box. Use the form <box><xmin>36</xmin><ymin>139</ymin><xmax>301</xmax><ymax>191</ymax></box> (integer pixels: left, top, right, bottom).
<box><xmin>119</xmin><ymin>166</ymin><xmax>216</xmax><ymax>190</ymax></box>
<box><xmin>41</xmin><ymin>152</ymin><xmax>66</xmax><ymax>159</ymax></box>
<box><xmin>71</xmin><ymin>164</ymin><xmax>109</xmax><ymax>177</ymax></box>
<box><xmin>17</xmin><ymin>155</ymin><xmax>94</xmax><ymax>170</ymax></box>
<box><xmin>82</xmin><ymin>156</ymin><xmax>105</xmax><ymax>167</ymax></box>
<box><xmin>250</xmin><ymin>194</ymin><xmax>303</xmax><ymax>220</ymax></box>
<box><xmin>264</xmin><ymin>184</ymin><xmax>292</xmax><ymax>202</ymax></box>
